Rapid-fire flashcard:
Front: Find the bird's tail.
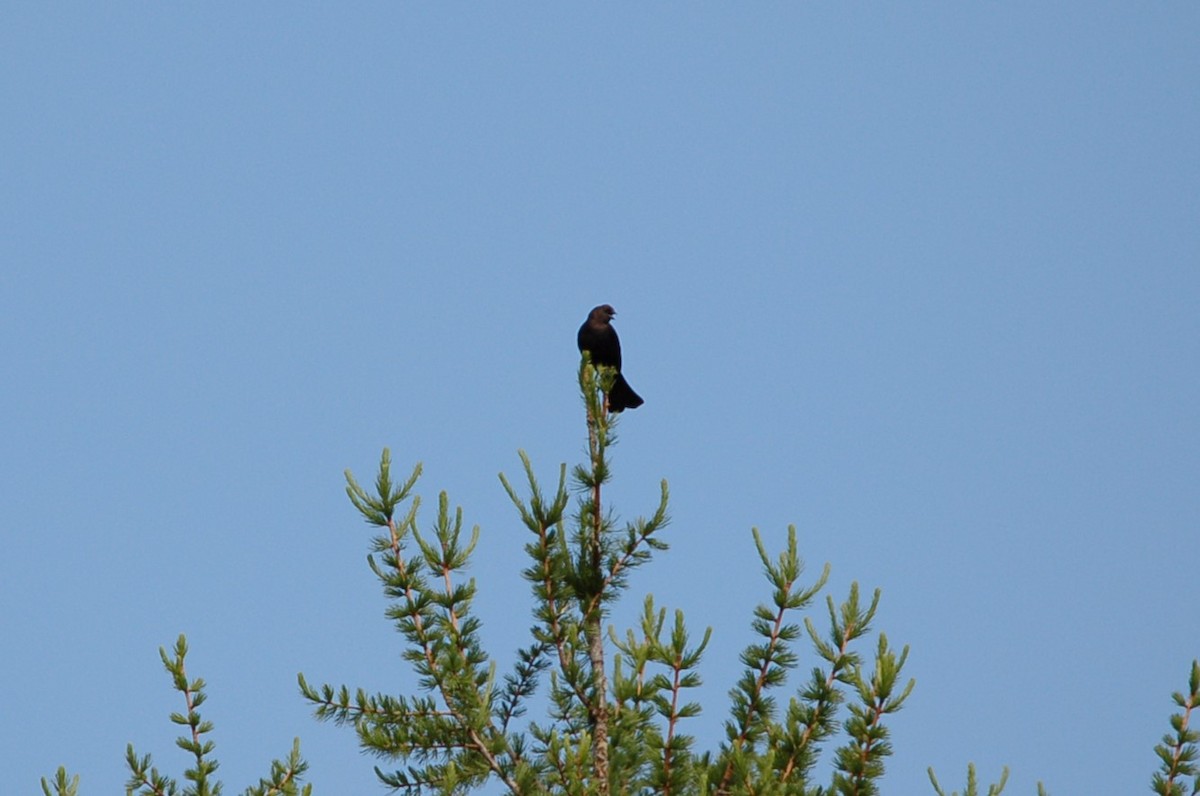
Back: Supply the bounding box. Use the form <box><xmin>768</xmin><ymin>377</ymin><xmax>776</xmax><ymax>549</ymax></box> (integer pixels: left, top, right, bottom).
<box><xmin>608</xmin><ymin>374</ymin><xmax>644</xmax><ymax>413</ymax></box>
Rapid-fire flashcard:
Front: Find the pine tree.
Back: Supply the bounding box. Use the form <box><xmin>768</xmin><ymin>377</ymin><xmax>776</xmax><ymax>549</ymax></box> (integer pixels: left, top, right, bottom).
<box><xmin>297</xmin><ymin>357</ymin><xmax>914</xmax><ymax>794</ymax></box>
<box><xmin>39</xmin><ymin>357</ymin><xmax>1198</xmax><ymax>795</ymax></box>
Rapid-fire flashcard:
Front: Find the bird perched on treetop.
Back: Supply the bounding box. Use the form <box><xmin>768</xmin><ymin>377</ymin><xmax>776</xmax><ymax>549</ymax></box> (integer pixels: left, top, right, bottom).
<box><xmin>577</xmin><ymin>304</ymin><xmax>644</xmax><ymax>413</ymax></box>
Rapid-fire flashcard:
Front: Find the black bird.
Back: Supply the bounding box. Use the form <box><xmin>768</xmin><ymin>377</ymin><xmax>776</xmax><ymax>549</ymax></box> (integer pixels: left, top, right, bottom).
<box><xmin>577</xmin><ymin>304</ymin><xmax>644</xmax><ymax>413</ymax></box>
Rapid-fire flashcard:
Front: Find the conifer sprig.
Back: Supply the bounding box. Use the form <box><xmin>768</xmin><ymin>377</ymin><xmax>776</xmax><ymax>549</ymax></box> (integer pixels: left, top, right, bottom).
<box><xmin>39</xmin><ymin>767</ymin><xmax>79</xmax><ymax>796</ymax></box>
<box><xmin>119</xmin><ymin>635</ymin><xmax>311</xmax><ymax>796</ymax></box>
<box><xmin>927</xmin><ymin>763</ymin><xmax>1012</xmax><ymax>796</ymax></box>
<box><xmin>303</xmin><ymin>449</ymin><xmax>528</xmax><ymax>793</ymax></box>
<box><xmin>1152</xmin><ymin>660</ymin><xmax>1200</xmax><ymax>796</ymax></box>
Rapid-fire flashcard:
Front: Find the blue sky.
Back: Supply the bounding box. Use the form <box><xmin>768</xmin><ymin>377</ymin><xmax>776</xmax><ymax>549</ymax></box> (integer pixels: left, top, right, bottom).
<box><xmin>2</xmin><ymin>5</ymin><xmax>1197</xmax><ymax>794</ymax></box>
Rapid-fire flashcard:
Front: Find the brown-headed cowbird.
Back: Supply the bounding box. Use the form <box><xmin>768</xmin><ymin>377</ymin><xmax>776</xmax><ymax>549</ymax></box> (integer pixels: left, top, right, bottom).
<box><xmin>577</xmin><ymin>304</ymin><xmax>644</xmax><ymax>412</ymax></box>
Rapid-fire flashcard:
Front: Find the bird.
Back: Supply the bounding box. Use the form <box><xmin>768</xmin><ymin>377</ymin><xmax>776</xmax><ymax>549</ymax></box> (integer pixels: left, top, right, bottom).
<box><xmin>577</xmin><ymin>304</ymin><xmax>644</xmax><ymax>413</ymax></box>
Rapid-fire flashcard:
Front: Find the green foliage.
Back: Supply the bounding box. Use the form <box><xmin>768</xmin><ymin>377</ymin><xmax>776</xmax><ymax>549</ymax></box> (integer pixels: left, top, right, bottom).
<box><xmin>38</xmin><ymin>358</ymin><xmax>1197</xmax><ymax>795</ymax></box>
<box><xmin>1152</xmin><ymin>660</ymin><xmax>1200</xmax><ymax>796</ymax></box>
<box><xmin>300</xmin><ymin>358</ymin><xmax>915</xmax><ymax>794</ymax></box>
<box><xmin>37</xmin><ymin>642</ymin><xmax>310</xmax><ymax>795</ymax></box>
<box><xmin>121</xmin><ymin>635</ymin><xmax>313</xmax><ymax>796</ymax></box>
<box><xmin>926</xmin><ymin>764</ymin><xmax>1052</xmax><ymax>796</ymax></box>
<box><xmin>40</xmin><ymin>767</ymin><xmax>80</xmax><ymax>796</ymax></box>
<box><xmin>35</xmin><ymin>634</ymin><xmax>315</xmax><ymax>796</ymax></box>
<box><xmin>927</xmin><ymin>763</ymin><xmax>1010</xmax><ymax>796</ymax></box>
